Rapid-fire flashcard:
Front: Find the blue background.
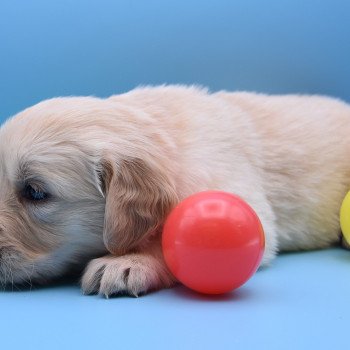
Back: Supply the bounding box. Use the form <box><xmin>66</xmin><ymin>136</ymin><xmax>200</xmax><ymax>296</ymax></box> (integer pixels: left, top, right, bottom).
<box><xmin>1</xmin><ymin>0</ymin><xmax>350</xmax><ymax>121</ymax></box>
<box><xmin>1</xmin><ymin>1</ymin><xmax>350</xmax><ymax>349</ymax></box>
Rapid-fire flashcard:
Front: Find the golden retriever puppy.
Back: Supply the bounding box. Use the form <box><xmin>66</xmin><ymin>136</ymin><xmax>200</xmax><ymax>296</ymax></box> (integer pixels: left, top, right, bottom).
<box><xmin>0</xmin><ymin>85</ymin><xmax>349</xmax><ymax>297</ymax></box>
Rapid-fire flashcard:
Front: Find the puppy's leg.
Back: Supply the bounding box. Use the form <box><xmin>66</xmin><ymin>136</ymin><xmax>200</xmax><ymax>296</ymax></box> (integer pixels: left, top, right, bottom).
<box><xmin>81</xmin><ymin>239</ymin><xmax>176</xmax><ymax>297</ymax></box>
<box><xmin>218</xmin><ymin>178</ymin><xmax>279</xmax><ymax>266</ymax></box>
<box><xmin>253</xmin><ymin>202</ymin><xmax>278</xmax><ymax>266</ymax></box>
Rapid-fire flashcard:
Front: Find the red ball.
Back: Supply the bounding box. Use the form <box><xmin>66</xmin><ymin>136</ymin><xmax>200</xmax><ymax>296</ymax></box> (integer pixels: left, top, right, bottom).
<box><xmin>162</xmin><ymin>191</ymin><xmax>265</xmax><ymax>295</ymax></box>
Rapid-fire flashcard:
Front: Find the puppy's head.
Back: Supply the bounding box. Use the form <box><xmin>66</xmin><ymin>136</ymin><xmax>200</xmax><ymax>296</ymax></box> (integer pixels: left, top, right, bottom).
<box><xmin>0</xmin><ymin>96</ymin><xmax>178</xmax><ymax>286</ymax></box>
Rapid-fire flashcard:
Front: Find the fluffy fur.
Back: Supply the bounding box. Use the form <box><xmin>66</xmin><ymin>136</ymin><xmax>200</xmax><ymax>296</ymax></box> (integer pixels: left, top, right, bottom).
<box><xmin>0</xmin><ymin>85</ymin><xmax>349</xmax><ymax>296</ymax></box>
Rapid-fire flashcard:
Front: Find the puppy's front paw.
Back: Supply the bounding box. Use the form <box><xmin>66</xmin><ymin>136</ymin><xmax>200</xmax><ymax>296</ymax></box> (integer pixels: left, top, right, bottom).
<box><xmin>81</xmin><ymin>254</ymin><xmax>175</xmax><ymax>297</ymax></box>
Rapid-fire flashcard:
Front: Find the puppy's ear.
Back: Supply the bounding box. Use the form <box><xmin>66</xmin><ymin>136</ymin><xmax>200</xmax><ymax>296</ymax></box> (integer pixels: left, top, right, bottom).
<box><xmin>98</xmin><ymin>157</ymin><xmax>178</xmax><ymax>255</ymax></box>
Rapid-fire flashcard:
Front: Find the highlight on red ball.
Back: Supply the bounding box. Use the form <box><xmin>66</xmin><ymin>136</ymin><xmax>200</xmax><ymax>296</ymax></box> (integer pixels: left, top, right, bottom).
<box><xmin>162</xmin><ymin>191</ymin><xmax>265</xmax><ymax>295</ymax></box>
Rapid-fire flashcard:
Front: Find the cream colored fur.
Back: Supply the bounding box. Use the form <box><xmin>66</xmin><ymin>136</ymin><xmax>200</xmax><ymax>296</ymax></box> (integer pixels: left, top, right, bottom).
<box><xmin>0</xmin><ymin>85</ymin><xmax>349</xmax><ymax>296</ymax></box>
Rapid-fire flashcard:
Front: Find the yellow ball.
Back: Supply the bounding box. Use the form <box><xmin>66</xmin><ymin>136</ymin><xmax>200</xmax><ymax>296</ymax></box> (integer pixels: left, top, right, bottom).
<box><xmin>340</xmin><ymin>191</ymin><xmax>350</xmax><ymax>244</ymax></box>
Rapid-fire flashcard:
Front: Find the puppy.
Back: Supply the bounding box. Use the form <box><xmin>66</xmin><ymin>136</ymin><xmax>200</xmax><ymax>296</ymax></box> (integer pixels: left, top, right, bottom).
<box><xmin>0</xmin><ymin>85</ymin><xmax>349</xmax><ymax>297</ymax></box>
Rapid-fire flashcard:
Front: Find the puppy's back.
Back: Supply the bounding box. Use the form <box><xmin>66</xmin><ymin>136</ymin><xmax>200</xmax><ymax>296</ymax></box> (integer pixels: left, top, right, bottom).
<box><xmin>219</xmin><ymin>91</ymin><xmax>350</xmax><ymax>250</ymax></box>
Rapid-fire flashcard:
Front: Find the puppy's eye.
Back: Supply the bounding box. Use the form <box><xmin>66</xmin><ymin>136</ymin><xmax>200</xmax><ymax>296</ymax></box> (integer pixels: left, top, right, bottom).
<box><xmin>23</xmin><ymin>184</ymin><xmax>49</xmax><ymax>201</ymax></box>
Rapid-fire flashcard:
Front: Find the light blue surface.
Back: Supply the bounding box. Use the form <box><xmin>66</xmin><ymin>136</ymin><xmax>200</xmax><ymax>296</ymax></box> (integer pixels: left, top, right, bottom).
<box><xmin>1</xmin><ymin>249</ymin><xmax>350</xmax><ymax>349</ymax></box>
<box><xmin>1</xmin><ymin>1</ymin><xmax>350</xmax><ymax>349</ymax></box>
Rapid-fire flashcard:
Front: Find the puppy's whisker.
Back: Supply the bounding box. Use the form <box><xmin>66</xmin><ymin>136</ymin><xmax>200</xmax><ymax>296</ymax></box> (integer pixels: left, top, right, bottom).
<box><xmin>3</xmin><ymin>261</ymin><xmax>10</xmax><ymax>287</ymax></box>
<box><xmin>23</xmin><ymin>263</ymin><xmax>35</xmax><ymax>290</ymax></box>
<box><xmin>0</xmin><ymin>265</ymin><xmax>5</xmax><ymax>291</ymax></box>
<box><xmin>1</xmin><ymin>254</ymin><xmax>19</xmax><ymax>291</ymax></box>
<box><xmin>6</xmin><ymin>258</ymin><xmax>14</xmax><ymax>291</ymax></box>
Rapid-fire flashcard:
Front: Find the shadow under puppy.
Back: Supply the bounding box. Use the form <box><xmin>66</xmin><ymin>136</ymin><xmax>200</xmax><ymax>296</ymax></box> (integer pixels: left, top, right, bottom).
<box><xmin>0</xmin><ymin>85</ymin><xmax>349</xmax><ymax>297</ymax></box>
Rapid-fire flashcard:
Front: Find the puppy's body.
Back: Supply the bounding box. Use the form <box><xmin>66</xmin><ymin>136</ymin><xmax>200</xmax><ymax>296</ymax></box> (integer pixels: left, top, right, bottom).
<box><xmin>0</xmin><ymin>86</ymin><xmax>349</xmax><ymax>296</ymax></box>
